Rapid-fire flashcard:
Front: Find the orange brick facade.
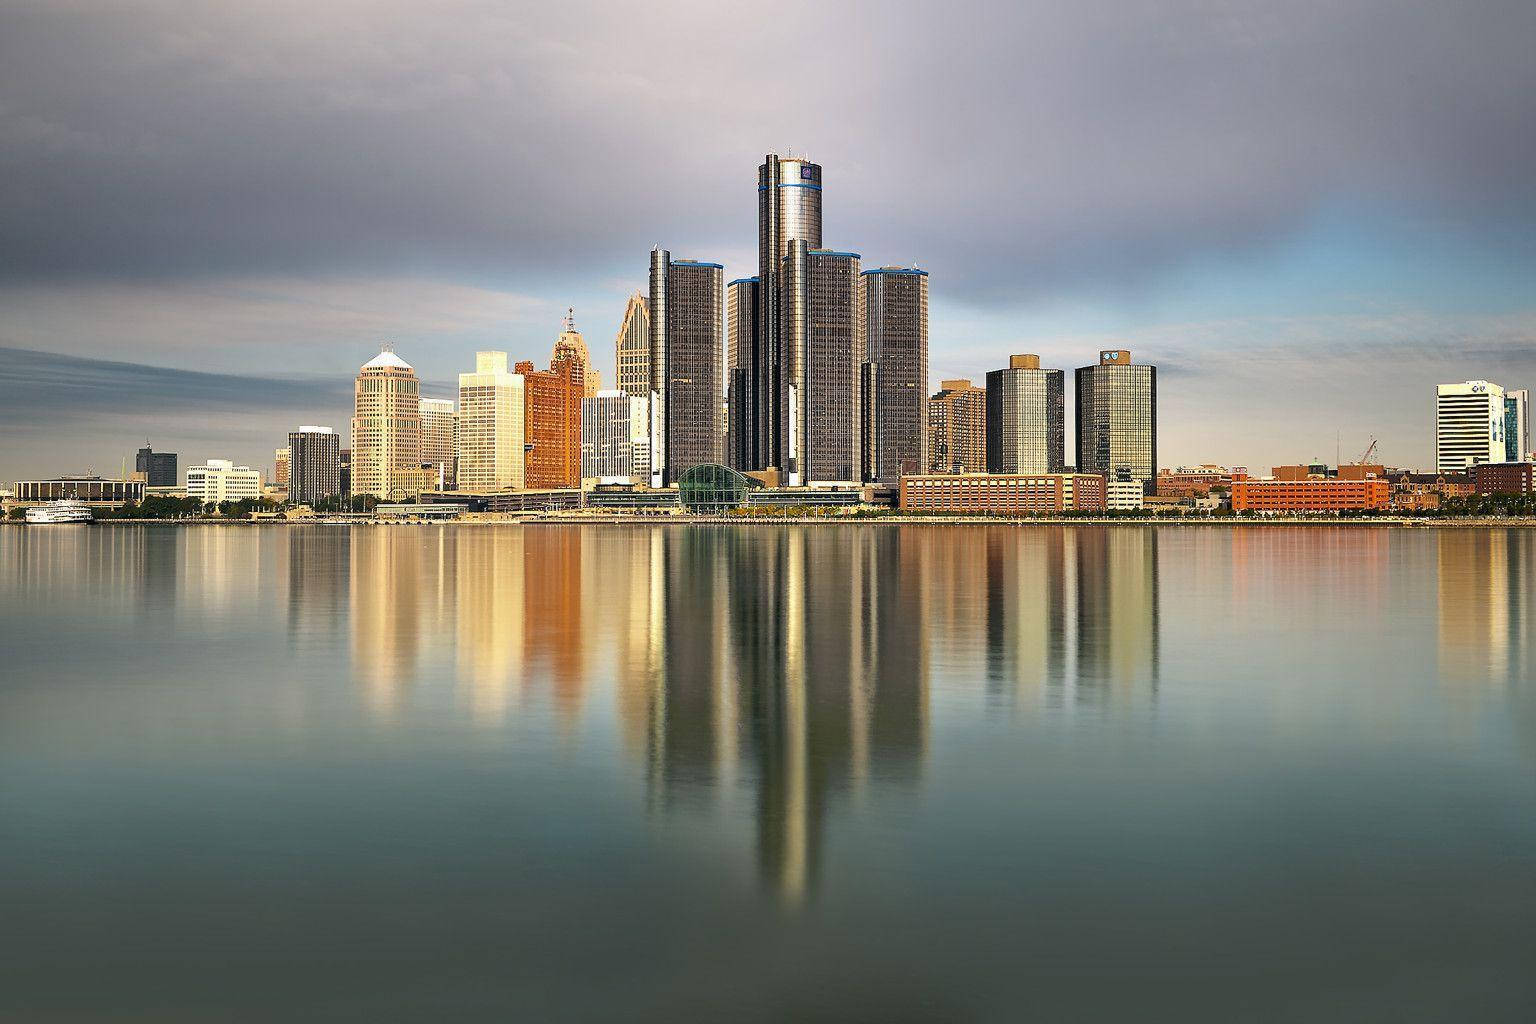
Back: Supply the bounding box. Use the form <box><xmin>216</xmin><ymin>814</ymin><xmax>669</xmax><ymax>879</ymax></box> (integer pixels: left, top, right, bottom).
<box><xmin>1230</xmin><ymin>474</ymin><xmax>1390</xmax><ymax>511</ymax></box>
<box><xmin>516</xmin><ymin>358</ymin><xmax>581</xmax><ymax>489</ymax></box>
<box><xmin>899</xmin><ymin>473</ymin><xmax>1107</xmax><ymax>514</ymax></box>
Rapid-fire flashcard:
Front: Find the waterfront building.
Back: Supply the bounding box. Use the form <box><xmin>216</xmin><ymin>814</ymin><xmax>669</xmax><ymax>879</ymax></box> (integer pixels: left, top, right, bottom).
<box><xmin>11</xmin><ymin>477</ymin><xmax>144</xmax><ymax>507</ymax></box>
<box><xmin>552</xmin><ymin>308</ymin><xmax>600</xmax><ymax>396</ymax></box>
<box><xmin>1076</xmin><ymin>349</ymin><xmax>1157</xmax><ymax>482</ymax></box>
<box><xmin>186</xmin><ymin>459</ymin><xmax>262</xmax><ymax>503</ymax></box>
<box><xmin>780</xmin><ymin>244</ymin><xmax>863</xmax><ymax>484</ymax></box>
<box><xmin>648</xmin><ymin>249</ymin><xmax>724</xmax><ymax>485</ymax></box>
<box><xmin>1472</xmin><ymin>461</ymin><xmax>1535</xmax><ymax>495</ymax></box>
<box><xmin>273</xmin><ymin>448</ymin><xmax>290</xmax><ymax>489</ymax></box>
<box><xmin>1155</xmin><ymin>466</ymin><xmax>1229</xmax><ymax>497</ymax></box>
<box><xmin>928</xmin><ymin>379</ymin><xmax>986</xmax><ymax>475</ymax></box>
<box><xmin>581</xmin><ymin>390</ymin><xmax>644</xmax><ymax>482</ymax></box>
<box><xmin>986</xmin><ymin>355</ymin><xmax>1065</xmax><ymax>475</ymax></box>
<box><xmin>517</xmin><ymin>357</ymin><xmax>582</xmax><ymax>489</ymax></box>
<box><xmin>287</xmin><ymin>426</ymin><xmax>342</xmax><ymax>503</ymax></box>
<box><xmin>725</xmin><ymin>276</ymin><xmax>760</xmax><ymax>470</ymax></box>
<box><xmin>1435</xmin><ymin>380</ymin><xmax>1507</xmax><ymax>472</ymax></box>
<box><xmin>351</xmin><ymin>348</ymin><xmax>423</xmax><ymax>501</ymax></box>
<box><xmin>134</xmin><ymin>445</ymin><xmax>178</xmax><ymax>488</ymax></box>
<box><xmin>1229</xmin><ymin>473</ymin><xmax>1390</xmax><ymax>512</ymax></box>
<box><xmin>751</xmin><ymin>153</ymin><xmax>824</xmax><ymax>473</ymax></box>
<box><xmin>615</xmin><ymin>292</ymin><xmax>650</xmax><ymax>400</ymax></box>
<box><xmin>1107</xmin><ymin>477</ymin><xmax>1145</xmax><ymax>511</ymax></box>
<box><xmin>862</xmin><ymin>266</ymin><xmax>929</xmax><ymax>484</ymax></box>
<box><xmin>1505</xmin><ymin>389</ymin><xmax>1530</xmax><ymax>463</ymax></box>
<box><xmin>900</xmin><ymin>472</ymin><xmax>1107</xmax><ymax>514</ymax></box>
<box><xmin>457</xmin><ymin>351</ymin><xmax>526</xmax><ymax>492</ymax></box>
<box><xmin>1394</xmin><ymin>471</ymin><xmax>1474</xmax><ymax>500</ymax></box>
<box><xmin>339</xmin><ymin>449</ymin><xmax>351</xmax><ymax>498</ymax></box>
<box><xmin>420</xmin><ymin>397</ymin><xmax>457</xmax><ymax>492</ymax></box>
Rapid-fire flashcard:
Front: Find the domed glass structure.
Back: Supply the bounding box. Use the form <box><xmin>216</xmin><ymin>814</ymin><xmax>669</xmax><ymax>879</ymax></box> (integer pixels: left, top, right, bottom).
<box><xmin>677</xmin><ymin>463</ymin><xmax>753</xmax><ymax>513</ymax></box>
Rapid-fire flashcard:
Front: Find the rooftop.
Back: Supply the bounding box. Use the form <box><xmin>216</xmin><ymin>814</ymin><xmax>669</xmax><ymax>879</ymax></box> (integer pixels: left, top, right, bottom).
<box><xmin>362</xmin><ymin>348</ymin><xmax>413</xmax><ymax>371</ymax></box>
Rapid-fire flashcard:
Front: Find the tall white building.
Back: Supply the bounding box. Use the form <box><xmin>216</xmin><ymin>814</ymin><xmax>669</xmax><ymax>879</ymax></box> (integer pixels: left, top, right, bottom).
<box><xmin>1436</xmin><ymin>380</ymin><xmax>1507</xmax><ymax>472</ymax></box>
<box><xmin>186</xmin><ymin>459</ymin><xmax>262</xmax><ymax>503</ymax></box>
<box><xmin>581</xmin><ymin>390</ymin><xmax>651</xmax><ymax>483</ymax></box>
<box><xmin>457</xmin><ymin>351</ymin><xmax>525</xmax><ymax>491</ymax></box>
<box><xmin>420</xmin><ymin>397</ymin><xmax>457</xmax><ymax>490</ymax></box>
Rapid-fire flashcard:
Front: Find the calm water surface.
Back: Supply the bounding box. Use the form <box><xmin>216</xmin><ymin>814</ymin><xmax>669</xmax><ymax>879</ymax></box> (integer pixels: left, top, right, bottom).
<box><xmin>1</xmin><ymin>524</ymin><xmax>1534</xmax><ymax>1021</ymax></box>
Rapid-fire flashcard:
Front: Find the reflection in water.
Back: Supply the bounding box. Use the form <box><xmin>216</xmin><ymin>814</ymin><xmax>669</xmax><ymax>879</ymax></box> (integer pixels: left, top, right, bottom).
<box><xmin>1438</xmin><ymin>529</ymin><xmax>1534</xmax><ymax>689</ymax></box>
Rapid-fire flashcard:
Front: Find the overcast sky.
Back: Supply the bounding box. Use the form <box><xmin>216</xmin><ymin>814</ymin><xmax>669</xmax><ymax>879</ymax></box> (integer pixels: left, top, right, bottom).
<box><xmin>3</xmin><ymin>0</ymin><xmax>1534</xmax><ymax>481</ymax></box>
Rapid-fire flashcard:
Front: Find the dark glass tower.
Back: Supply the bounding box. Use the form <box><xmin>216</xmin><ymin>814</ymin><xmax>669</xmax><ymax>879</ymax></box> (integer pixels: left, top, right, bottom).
<box><xmin>1075</xmin><ymin>349</ymin><xmax>1157</xmax><ymax>481</ymax></box>
<box><xmin>985</xmin><ymin>355</ymin><xmax>1065</xmax><ymax>474</ymax></box>
<box><xmin>780</xmin><ymin>242</ymin><xmax>862</xmax><ymax>484</ymax></box>
<box><xmin>726</xmin><ymin>277</ymin><xmax>759</xmax><ymax>471</ymax></box>
<box><xmin>649</xmin><ymin>249</ymin><xmax>724</xmax><ymax>485</ymax></box>
<box><xmin>861</xmin><ymin>267</ymin><xmax>929</xmax><ymax>484</ymax></box>
<box><xmin>134</xmin><ymin>445</ymin><xmax>178</xmax><ymax>487</ymax></box>
<box><xmin>287</xmin><ymin>426</ymin><xmax>342</xmax><ymax>503</ymax></box>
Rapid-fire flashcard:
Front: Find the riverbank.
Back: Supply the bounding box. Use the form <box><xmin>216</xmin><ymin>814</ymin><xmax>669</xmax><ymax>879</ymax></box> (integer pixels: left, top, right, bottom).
<box><xmin>9</xmin><ymin>515</ymin><xmax>1536</xmax><ymax>528</ymax></box>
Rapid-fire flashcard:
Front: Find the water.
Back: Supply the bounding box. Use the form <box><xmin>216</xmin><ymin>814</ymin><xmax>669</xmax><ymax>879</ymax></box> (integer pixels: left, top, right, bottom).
<box><xmin>1</xmin><ymin>524</ymin><xmax>1533</xmax><ymax>1021</ymax></box>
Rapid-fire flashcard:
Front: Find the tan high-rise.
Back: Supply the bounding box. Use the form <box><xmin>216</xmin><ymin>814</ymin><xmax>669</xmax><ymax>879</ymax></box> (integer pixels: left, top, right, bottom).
<box><xmin>615</xmin><ymin>292</ymin><xmax>650</xmax><ymax>399</ymax></box>
<box><xmin>928</xmin><ymin>378</ymin><xmax>986</xmax><ymax>474</ymax></box>
<box><xmin>420</xmin><ymin>397</ymin><xmax>457</xmax><ymax>490</ymax></box>
<box><xmin>552</xmin><ymin>308</ymin><xmax>601</xmax><ymax>397</ymax></box>
<box><xmin>457</xmin><ymin>351</ymin><xmax>526</xmax><ymax>491</ymax></box>
<box><xmin>351</xmin><ymin>348</ymin><xmax>422</xmax><ymax>500</ymax></box>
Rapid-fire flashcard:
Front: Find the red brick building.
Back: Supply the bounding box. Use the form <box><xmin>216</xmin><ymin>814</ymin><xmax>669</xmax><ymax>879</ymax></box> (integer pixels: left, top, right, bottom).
<box><xmin>1472</xmin><ymin>462</ymin><xmax>1535</xmax><ymax>495</ymax></box>
<box><xmin>899</xmin><ymin>473</ymin><xmax>1107</xmax><ymax>514</ymax></box>
<box><xmin>1231</xmin><ymin>473</ymin><xmax>1390</xmax><ymax>512</ymax></box>
<box><xmin>516</xmin><ymin>358</ymin><xmax>582</xmax><ymax>489</ymax></box>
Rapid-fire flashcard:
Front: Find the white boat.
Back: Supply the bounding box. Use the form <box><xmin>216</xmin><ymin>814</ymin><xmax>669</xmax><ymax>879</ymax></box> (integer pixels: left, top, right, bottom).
<box><xmin>25</xmin><ymin>500</ymin><xmax>94</xmax><ymax>524</ymax></box>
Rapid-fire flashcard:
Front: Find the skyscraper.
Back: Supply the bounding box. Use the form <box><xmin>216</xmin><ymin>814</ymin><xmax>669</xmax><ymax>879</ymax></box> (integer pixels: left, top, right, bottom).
<box><xmin>615</xmin><ymin>292</ymin><xmax>650</xmax><ymax>400</ymax></box>
<box><xmin>861</xmin><ymin>266</ymin><xmax>929</xmax><ymax>484</ymax></box>
<box><xmin>517</xmin><ymin>356</ymin><xmax>581</xmax><ymax>489</ymax></box>
<box><xmin>929</xmin><ymin>380</ymin><xmax>987</xmax><ymax>475</ymax></box>
<box><xmin>1436</xmin><ymin>380</ymin><xmax>1509</xmax><ymax>472</ymax></box>
<box><xmin>726</xmin><ymin>277</ymin><xmax>760</xmax><ymax>470</ymax></box>
<box><xmin>351</xmin><ymin>348</ymin><xmax>422</xmax><ymax>501</ymax></box>
<box><xmin>1505</xmin><ymin>389</ymin><xmax>1530</xmax><ymax>463</ymax></box>
<box><xmin>287</xmin><ymin>425</ymin><xmax>342</xmax><ymax>503</ymax></box>
<box><xmin>750</xmin><ymin>153</ymin><xmax>823</xmax><ymax>473</ymax></box>
<box><xmin>648</xmin><ymin>249</ymin><xmax>724</xmax><ymax>485</ymax></box>
<box><xmin>420</xmin><ymin>397</ymin><xmax>457</xmax><ymax>491</ymax></box>
<box><xmin>134</xmin><ymin>445</ymin><xmax>177</xmax><ymax>487</ymax></box>
<box><xmin>457</xmin><ymin>351</ymin><xmax>525</xmax><ymax>491</ymax></box>
<box><xmin>986</xmin><ymin>355</ymin><xmax>1065</xmax><ymax>475</ymax></box>
<box><xmin>1075</xmin><ymin>349</ymin><xmax>1156</xmax><ymax>482</ymax></box>
<box><xmin>581</xmin><ymin>390</ymin><xmax>643</xmax><ymax>482</ymax></box>
<box><xmin>781</xmin><ymin>243</ymin><xmax>862</xmax><ymax>484</ymax></box>
<box><xmin>552</xmin><ymin>308</ymin><xmax>600</xmax><ymax>396</ymax></box>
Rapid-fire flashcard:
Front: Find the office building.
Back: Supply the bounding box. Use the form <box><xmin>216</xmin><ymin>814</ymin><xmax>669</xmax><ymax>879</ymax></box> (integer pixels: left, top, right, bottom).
<box><xmin>749</xmin><ymin>153</ymin><xmax>824</xmax><ymax>473</ymax></box>
<box><xmin>287</xmin><ymin>426</ymin><xmax>342</xmax><ymax>503</ymax></box>
<box><xmin>186</xmin><ymin>459</ymin><xmax>262</xmax><ymax>503</ymax></box>
<box><xmin>986</xmin><ymin>355</ymin><xmax>1065</xmax><ymax>475</ymax></box>
<box><xmin>900</xmin><ymin>473</ymin><xmax>1107</xmax><ymax>514</ymax></box>
<box><xmin>726</xmin><ymin>276</ymin><xmax>760</xmax><ymax>469</ymax></box>
<box><xmin>1472</xmin><ymin>461</ymin><xmax>1535</xmax><ymax>495</ymax></box>
<box><xmin>1107</xmin><ymin>477</ymin><xmax>1145</xmax><ymax>511</ymax></box>
<box><xmin>780</xmin><ymin>243</ymin><xmax>862</xmax><ymax>484</ymax></box>
<box><xmin>338</xmin><ymin>449</ymin><xmax>351</xmax><ymax>498</ymax></box>
<box><xmin>861</xmin><ymin>266</ymin><xmax>929</xmax><ymax>484</ymax></box>
<box><xmin>420</xmin><ymin>397</ymin><xmax>457</xmax><ymax>491</ymax></box>
<box><xmin>457</xmin><ymin>351</ymin><xmax>526</xmax><ymax>491</ymax></box>
<box><xmin>1155</xmin><ymin>466</ymin><xmax>1229</xmax><ymax>497</ymax></box>
<box><xmin>1230</xmin><ymin>473</ymin><xmax>1390</xmax><ymax>512</ymax></box>
<box><xmin>615</xmin><ymin>292</ymin><xmax>650</xmax><ymax>400</ymax></box>
<box><xmin>273</xmin><ymin>448</ymin><xmax>290</xmax><ymax>489</ymax></box>
<box><xmin>581</xmin><ymin>390</ymin><xmax>645</xmax><ymax>482</ymax></box>
<box><xmin>928</xmin><ymin>379</ymin><xmax>986</xmax><ymax>475</ymax></box>
<box><xmin>134</xmin><ymin>445</ymin><xmax>178</xmax><ymax>488</ymax></box>
<box><xmin>552</xmin><ymin>308</ymin><xmax>600</xmax><ymax>396</ymax></box>
<box><xmin>648</xmin><ymin>249</ymin><xmax>723</xmax><ymax>485</ymax></box>
<box><xmin>1076</xmin><ymin>349</ymin><xmax>1157</xmax><ymax>482</ymax></box>
<box><xmin>517</xmin><ymin>356</ymin><xmax>582</xmax><ymax>489</ymax></box>
<box><xmin>1436</xmin><ymin>380</ymin><xmax>1508</xmax><ymax>472</ymax></box>
<box><xmin>1505</xmin><ymin>389</ymin><xmax>1530</xmax><ymax>463</ymax></box>
<box><xmin>351</xmin><ymin>348</ymin><xmax>422</xmax><ymax>501</ymax></box>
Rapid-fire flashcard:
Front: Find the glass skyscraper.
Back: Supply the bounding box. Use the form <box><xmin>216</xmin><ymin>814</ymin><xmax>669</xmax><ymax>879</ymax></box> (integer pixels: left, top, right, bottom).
<box><xmin>1075</xmin><ymin>350</ymin><xmax>1156</xmax><ymax>482</ymax></box>
<box><xmin>861</xmin><ymin>267</ymin><xmax>929</xmax><ymax>484</ymax></box>
<box><xmin>649</xmin><ymin>249</ymin><xmax>724</xmax><ymax>485</ymax></box>
<box><xmin>780</xmin><ymin>242</ymin><xmax>862</xmax><ymax>484</ymax></box>
<box><xmin>986</xmin><ymin>355</ymin><xmax>1065</xmax><ymax>475</ymax></box>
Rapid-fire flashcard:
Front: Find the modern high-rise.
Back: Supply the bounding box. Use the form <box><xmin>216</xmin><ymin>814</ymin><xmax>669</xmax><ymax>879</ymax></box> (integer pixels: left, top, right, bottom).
<box><xmin>457</xmin><ymin>351</ymin><xmax>525</xmax><ymax>491</ymax></box>
<box><xmin>517</xmin><ymin>356</ymin><xmax>581</xmax><ymax>489</ymax></box>
<box><xmin>928</xmin><ymin>380</ymin><xmax>986</xmax><ymax>475</ymax></box>
<box><xmin>1435</xmin><ymin>380</ymin><xmax>1508</xmax><ymax>472</ymax></box>
<box><xmin>186</xmin><ymin>459</ymin><xmax>262</xmax><ymax>503</ymax></box>
<box><xmin>420</xmin><ymin>397</ymin><xmax>457</xmax><ymax>491</ymax></box>
<box><xmin>986</xmin><ymin>355</ymin><xmax>1065</xmax><ymax>475</ymax></box>
<box><xmin>552</xmin><ymin>308</ymin><xmax>600</xmax><ymax>396</ymax></box>
<box><xmin>648</xmin><ymin>249</ymin><xmax>723</xmax><ymax>485</ymax></box>
<box><xmin>351</xmin><ymin>348</ymin><xmax>423</xmax><ymax>501</ymax></box>
<box><xmin>861</xmin><ymin>266</ymin><xmax>929</xmax><ymax>483</ymax></box>
<box><xmin>615</xmin><ymin>292</ymin><xmax>650</xmax><ymax>400</ymax></box>
<box><xmin>134</xmin><ymin>445</ymin><xmax>178</xmax><ymax>487</ymax></box>
<box><xmin>725</xmin><ymin>276</ymin><xmax>760</xmax><ymax>470</ymax></box>
<box><xmin>1505</xmin><ymin>389</ymin><xmax>1530</xmax><ymax>463</ymax></box>
<box><xmin>1076</xmin><ymin>349</ymin><xmax>1156</xmax><ymax>482</ymax></box>
<box><xmin>581</xmin><ymin>390</ymin><xmax>644</xmax><ymax>482</ymax></box>
<box><xmin>287</xmin><ymin>426</ymin><xmax>342</xmax><ymax>503</ymax></box>
<box><xmin>749</xmin><ymin>153</ymin><xmax>823</xmax><ymax>473</ymax></box>
<box><xmin>780</xmin><ymin>243</ymin><xmax>862</xmax><ymax>484</ymax></box>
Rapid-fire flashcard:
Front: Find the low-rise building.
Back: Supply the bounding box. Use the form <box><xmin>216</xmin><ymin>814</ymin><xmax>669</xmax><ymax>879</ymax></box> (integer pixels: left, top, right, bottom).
<box><xmin>10</xmin><ymin>477</ymin><xmax>144</xmax><ymax>507</ymax></box>
<box><xmin>1394</xmin><ymin>472</ymin><xmax>1474</xmax><ymax>499</ymax></box>
<box><xmin>899</xmin><ymin>473</ymin><xmax>1107</xmax><ymax>514</ymax></box>
<box><xmin>186</xmin><ymin>460</ymin><xmax>262</xmax><ymax>503</ymax></box>
<box><xmin>1472</xmin><ymin>462</ymin><xmax>1535</xmax><ymax>495</ymax></box>
<box><xmin>1231</xmin><ymin>473</ymin><xmax>1390</xmax><ymax>512</ymax></box>
<box><xmin>1107</xmin><ymin>478</ymin><xmax>1144</xmax><ymax>511</ymax></box>
<box><xmin>1155</xmin><ymin>465</ymin><xmax>1228</xmax><ymax>497</ymax></box>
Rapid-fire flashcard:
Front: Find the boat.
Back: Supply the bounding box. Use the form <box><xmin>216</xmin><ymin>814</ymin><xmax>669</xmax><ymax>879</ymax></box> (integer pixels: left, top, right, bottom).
<box><xmin>25</xmin><ymin>499</ymin><xmax>94</xmax><ymax>524</ymax></box>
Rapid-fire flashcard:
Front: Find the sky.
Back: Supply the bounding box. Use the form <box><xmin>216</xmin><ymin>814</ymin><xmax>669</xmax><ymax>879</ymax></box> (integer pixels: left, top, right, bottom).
<box><xmin>2</xmin><ymin>0</ymin><xmax>1535</xmax><ymax>481</ymax></box>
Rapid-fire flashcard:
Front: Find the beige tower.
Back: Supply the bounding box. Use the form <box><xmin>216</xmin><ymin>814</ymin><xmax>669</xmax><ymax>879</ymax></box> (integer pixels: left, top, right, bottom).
<box><xmin>420</xmin><ymin>397</ymin><xmax>457</xmax><ymax>491</ymax></box>
<box><xmin>614</xmin><ymin>292</ymin><xmax>650</xmax><ymax>399</ymax></box>
<box><xmin>552</xmin><ymin>308</ymin><xmax>601</xmax><ymax>397</ymax></box>
<box><xmin>457</xmin><ymin>351</ymin><xmax>526</xmax><ymax>491</ymax></box>
<box><xmin>351</xmin><ymin>348</ymin><xmax>423</xmax><ymax>501</ymax></box>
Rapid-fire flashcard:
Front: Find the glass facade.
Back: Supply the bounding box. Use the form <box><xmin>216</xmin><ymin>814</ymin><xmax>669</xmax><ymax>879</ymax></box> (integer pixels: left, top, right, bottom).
<box><xmin>862</xmin><ymin>268</ymin><xmax>929</xmax><ymax>484</ymax></box>
<box><xmin>726</xmin><ymin>278</ymin><xmax>760</xmax><ymax>470</ymax></box>
<box><xmin>986</xmin><ymin>366</ymin><xmax>1064</xmax><ymax>474</ymax></box>
<box><xmin>781</xmin><ymin>245</ymin><xmax>862</xmax><ymax>483</ymax></box>
<box><xmin>677</xmin><ymin>463</ymin><xmax>750</xmax><ymax>513</ymax></box>
<box><xmin>650</xmin><ymin>251</ymin><xmax>724</xmax><ymax>484</ymax></box>
<box><xmin>1075</xmin><ymin>355</ymin><xmax>1156</xmax><ymax>481</ymax></box>
<box><xmin>287</xmin><ymin>427</ymin><xmax>342</xmax><ymax>503</ymax></box>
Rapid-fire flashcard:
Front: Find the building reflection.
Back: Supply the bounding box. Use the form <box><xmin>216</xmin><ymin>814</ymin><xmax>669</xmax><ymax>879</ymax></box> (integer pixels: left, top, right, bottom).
<box><xmin>1437</xmin><ymin>529</ymin><xmax>1533</xmax><ymax>690</ymax></box>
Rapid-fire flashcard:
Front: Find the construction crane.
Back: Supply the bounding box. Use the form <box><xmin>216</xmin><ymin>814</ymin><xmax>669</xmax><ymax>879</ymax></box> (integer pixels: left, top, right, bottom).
<box><xmin>1356</xmin><ymin>437</ymin><xmax>1378</xmax><ymax>465</ymax></box>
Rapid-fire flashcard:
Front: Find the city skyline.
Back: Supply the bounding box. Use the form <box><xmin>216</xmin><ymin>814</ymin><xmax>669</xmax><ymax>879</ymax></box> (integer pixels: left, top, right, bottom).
<box><xmin>3</xmin><ymin>3</ymin><xmax>1536</xmax><ymax>481</ymax></box>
